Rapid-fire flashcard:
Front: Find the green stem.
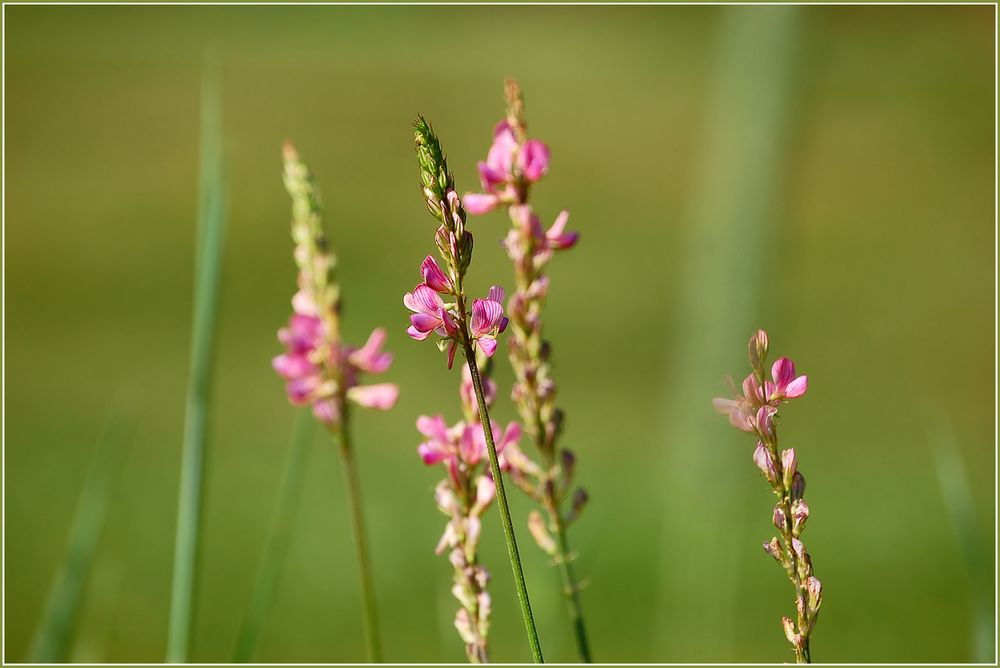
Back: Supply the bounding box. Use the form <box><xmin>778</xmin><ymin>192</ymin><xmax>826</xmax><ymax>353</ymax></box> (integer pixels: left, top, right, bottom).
<box><xmin>234</xmin><ymin>410</ymin><xmax>314</xmax><ymax>662</ymax></box>
<box><xmin>463</xmin><ymin>340</ymin><xmax>544</xmax><ymax>663</ymax></box>
<box><xmin>334</xmin><ymin>407</ymin><xmax>382</xmax><ymax>663</ymax></box>
<box><xmin>550</xmin><ymin>512</ymin><xmax>591</xmax><ymax>662</ymax></box>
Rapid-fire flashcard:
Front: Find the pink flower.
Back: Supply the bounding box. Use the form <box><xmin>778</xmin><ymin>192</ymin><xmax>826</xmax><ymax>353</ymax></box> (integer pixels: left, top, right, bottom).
<box><xmin>470</xmin><ymin>286</ymin><xmax>509</xmax><ymax>357</ymax></box>
<box><xmin>421</xmin><ymin>255</ymin><xmax>453</xmax><ymax>294</ymax></box>
<box><xmin>347</xmin><ymin>383</ymin><xmax>400</xmax><ymax>410</ymax></box>
<box><xmin>348</xmin><ymin>328</ymin><xmax>393</xmax><ymax>374</ymax></box>
<box><xmin>417</xmin><ymin>415</ymin><xmax>455</xmax><ymax>465</ymax></box>
<box><xmin>545</xmin><ymin>210</ymin><xmax>579</xmax><ymax>250</ymax></box>
<box><xmin>404</xmin><ymin>284</ymin><xmax>455</xmax><ymax>341</ymax></box>
<box><xmin>463</xmin><ymin>121</ymin><xmax>551</xmax><ymax>215</ymax></box>
<box><xmin>769</xmin><ymin>357</ymin><xmax>808</xmax><ymax>401</ymax></box>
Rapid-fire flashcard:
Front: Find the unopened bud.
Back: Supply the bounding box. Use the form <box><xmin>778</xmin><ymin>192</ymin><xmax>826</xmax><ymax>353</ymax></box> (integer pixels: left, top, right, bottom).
<box><xmin>753</xmin><ymin>442</ymin><xmax>779</xmax><ymax>485</ymax></box>
<box><xmin>527</xmin><ymin>510</ymin><xmax>557</xmax><ymax>556</ymax></box>
<box><xmin>781</xmin><ymin>448</ymin><xmax>797</xmax><ymax>490</ymax></box>
<box><xmin>790</xmin><ymin>471</ymin><xmax>806</xmax><ymax>501</ymax></box>
<box><xmin>763</xmin><ymin>537</ymin><xmax>783</xmax><ymax>564</ymax></box>
<box><xmin>782</xmin><ymin>617</ymin><xmax>800</xmax><ymax>646</ymax></box>
<box><xmin>748</xmin><ymin>329</ymin><xmax>769</xmax><ymax>372</ymax></box>
<box><xmin>454</xmin><ymin>608</ymin><xmax>477</xmax><ymax>645</ymax></box>
<box><xmin>791</xmin><ymin>499</ymin><xmax>809</xmax><ymax>535</ymax></box>
<box><xmin>807</xmin><ymin>576</ymin><xmax>823</xmax><ymax>613</ymax></box>
<box><xmin>773</xmin><ymin>505</ymin><xmax>788</xmax><ymax>532</ymax></box>
<box><xmin>566</xmin><ymin>487</ymin><xmax>589</xmax><ymax>524</ymax></box>
<box><xmin>560</xmin><ymin>449</ymin><xmax>576</xmax><ymax>488</ymax></box>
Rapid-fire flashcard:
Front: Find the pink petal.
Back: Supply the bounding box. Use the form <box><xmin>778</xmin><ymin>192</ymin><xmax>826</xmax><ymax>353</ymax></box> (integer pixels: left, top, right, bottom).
<box><xmin>410</xmin><ymin>312</ymin><xmax>442</xmax><ymax>333</ymax></box>
<box><xmin>462</xmin><ymin>193</ymin><xmax>499</xmax><ymax>215</ymax></box>
<box><xmin>546</xmin><ymin>210</ymin><xmax>579</xmax><ymax>250</ymax></box>
<box><xmin>347</xmin><ymin>383</ymin><xmax>399</xmax><ymax>410</ymax></box>
<box><xmin>403</xmin><ymin>284</ymin><xmax>444</xmax><ymax>315</ymax></box>
<box><xmin>487</xmin><ymin>285</ymin><xmax>506</xmax><ymax>304</ymax></box>
<box><xmin>406</xmin><ymin>324</ymin><xmax>431</xmax><ymax>341</ymax></box>
<box><xmin>348</xmin><ymin>328</ymin><xmax>393</xmax><ymax>374</ymax></box>
<box><xmin>420</xmin><ymin>256</ymin><xmax>452</xmax><ymax>293</ymax></box>
<box><xmin>471</xmin><ymin>298</ymin><xmax>504</xmax><ymax>337</ymax></box>
<box><xmin>771</xmin><ymin>357</ymin><xmax>797</xmax><ymax>390</ymax></box>
<box><xmin>312</xmin><ymin>398</ymin><xmax>340</xmax><ymax>425</ymax></box>
<box><xmin>272</xmin><ymin>353</ymin><xmax>316</xmax><ymax>380</ymax></box>
<box><xmin>416</xmin><ymin>415</ymin><xmax>449</xmax><ymax>441</ymax></box>
<box><xmin>418</xmin><ymin>441</ymin><xmax>449</xmax><ymax>466</ymax></box>
<box><xmin>498</xmin><ymin>422</ymin><xmax>521</xmax><ymax>452</ymax></box>
<box><xmin>477</xmin><ymin>162</ymin><xmax>506</xmax><ymax>189</ymax></box>
<box><xmin>286</xmin><ymin>376</ymin><xmax>320</xmax><ymax>405</ymax></box>
<box><xmin>477</xmin><ymin>336</ymin><xmax>498</xmax><ymax>358</ymax></box>
<box><xmin>712</xmin><ymin>397</ymin><xmax>737</xmax><ymax>414</ymax></box>
<box><xmin>519</xmin><ymin>139</ymin><xmax>550</xmax><ymax>182</ymax></box>
<box><xmin>784</xmin><ymin>375</ymin><xmax>808</xmax><ymax>398</ymax></box>
<box><xmin>439</xmin><ymin>308</ymin><xmax>459</xmax><ymax>336</ymax></box>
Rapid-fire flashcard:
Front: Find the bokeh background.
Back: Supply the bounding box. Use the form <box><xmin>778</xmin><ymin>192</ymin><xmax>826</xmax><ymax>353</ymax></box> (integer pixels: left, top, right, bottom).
<box><xmin>4</xmin><ymin>4</ymin><xmax>995</xmax><ymax>663</ymax></box>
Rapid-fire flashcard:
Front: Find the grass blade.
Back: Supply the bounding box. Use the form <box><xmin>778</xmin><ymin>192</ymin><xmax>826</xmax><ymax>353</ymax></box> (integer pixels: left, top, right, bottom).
<box><xmin>28</xmin><ymin>415</ymin><xmax>132</xmax><ymax>662</ymax></box>
<box><xmin>166</xmin><ymin>58</ymin><xmax>228</xmax><ymax>663</ymax></box>
<box><xmin>233</xmin><ymin>410</ymin><xmax>314</xmax><ymax>662</ymax></box>
<box><xmin>931</xmin><ymin>427</ymin><xmax>995</xmax><ymax>663</ymax></box>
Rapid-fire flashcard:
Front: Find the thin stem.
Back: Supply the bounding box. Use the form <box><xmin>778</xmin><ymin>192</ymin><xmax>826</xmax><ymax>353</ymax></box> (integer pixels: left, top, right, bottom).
<box><xmin>334</xmin><ymin>407</ymin><xmax>382</xmax><ymax>663</ymax></box>
<box><xmin>463</xmin><ymin>339</ymin><xmax>544</xmax><ymax>663</ymax></box>
<box><xmin>550</xmin><ymin>514</ymin><xmax>591</xmax><ymax>663</ymax></box>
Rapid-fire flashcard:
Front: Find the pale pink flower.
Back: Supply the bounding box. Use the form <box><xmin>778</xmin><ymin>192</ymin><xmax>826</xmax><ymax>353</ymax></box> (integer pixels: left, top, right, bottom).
<box><xmin>348</xmin><ymin>327</ymin><xmax>393</xmax><ymax>374</ymax></box>
<box><xmin>769</xmin><ymin>357</ymin><xmax>808</xmax><ymax>400</ymax></box>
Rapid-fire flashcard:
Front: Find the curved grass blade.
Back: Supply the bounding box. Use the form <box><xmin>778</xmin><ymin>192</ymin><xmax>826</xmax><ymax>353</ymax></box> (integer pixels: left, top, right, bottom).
<box><xmin>166</xmin><ymin>58</ymin><xmax>228</xmax><ymax>663</ymax></box>
<box><xmin>233</xmin><ymin>410</ymin><xmax>314</xmax><ymax>662</ymax></box>
<box><xmin>28</xmin><ymin>415</ymin><xmax>132</xmax><ymax>662</ymax></box>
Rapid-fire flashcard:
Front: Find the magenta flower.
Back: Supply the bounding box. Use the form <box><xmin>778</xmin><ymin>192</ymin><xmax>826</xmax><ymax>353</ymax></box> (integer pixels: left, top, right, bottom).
<box><xmin>463</xmin><ymin>121</ymin><xmax>551</xmax><ymax>215</ymax></box>
<box><xmin>470</xmin><ymin>286</ymin><xmax>509</xmax><ymax>357</ymax></box>
<box><xmin>770</xmin><ymin>357</ymin><xmax>808</xmax><ymax>400</ymax></box>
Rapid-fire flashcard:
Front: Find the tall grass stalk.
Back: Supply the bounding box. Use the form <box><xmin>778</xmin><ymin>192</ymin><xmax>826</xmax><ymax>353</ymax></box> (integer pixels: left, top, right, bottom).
<box><xmin>657</xmin><ymin>8</ymin><xmax>800</xmax><ymax>658</ymax></box>
<box><xmin>166</xmin><ymin>62</ymin><xmax>228</xmax><ymax>663</ymax></box>
<box><xmin>28</xmin><ymin>415</ymin><xmax>131</xmax><ymax>662</ymax></box>
<box><xmin>931</xmin><ymin>427</ymin><xmax>994</xmax><ymax>662</ymax></box>
<box><xmin>234</xmin><ymin>410</ymin><xmax>314</xmax><ymax>662</ymax></box>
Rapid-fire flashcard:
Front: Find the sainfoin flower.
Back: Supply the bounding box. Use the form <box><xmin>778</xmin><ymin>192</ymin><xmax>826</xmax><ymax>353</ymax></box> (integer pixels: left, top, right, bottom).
<box><xmin>405</xmin><ymin>280</ymin><xmax>508</xmax><ymax>367</ymax></box>
<box><xmin>464</xmin><ymin>121</ymin><xmax>550</xmax><ymax>215</ymax></box>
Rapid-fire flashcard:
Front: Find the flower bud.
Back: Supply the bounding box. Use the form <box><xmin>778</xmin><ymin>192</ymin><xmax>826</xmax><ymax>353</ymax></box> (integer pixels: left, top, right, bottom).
<box><xmin>782</xmin><ymin>617</ymin><xmax>800</xmax><ymax>646</ymax></box>
<box><xmin>454</xmin><ymin>608</ymin><xmax>477</xmax><ymax>645</ymax></box>
<box><xmin>753</xmin><ymin>442</ymin><xmax>778</xmax><ymax>485</ymax></box>
<box><xmin>763</xmin><ymin>537</ymin><xmax>783</xmax><ymax>565</ymax></box>
<box><xmin>807</xmin><ymin>575</ymin><xmax>823</xmax><ymax>613</ymax></box>
<box><xmin>791</xmin><ymin>499</ymin><xmax>809</xmax><ymax>535</ymax></box>
<box><xmin>528</xmin><ymin>510</ymin><xmax>557</xmax><ymax>556</ymax></box>
<box><xmin>781</xmin><ymin>448</ymin><xmax>797</xmax><ymax>490</ymax></box>
<box><xmin>773</xmin><ymin>505</ymin><xmax>788</xmax><ymax>532</ymax></box>
<box><xmin>748</xmin><ymin>329</ymin><xmax>769</xmax><ymax>372</ymax></box>
<box><xmin>790</xmin><ymin>471</ymin><xmax>806</xmax><ymax>501</ymax></box>
<box><xmin>566</xmin><ymin>487</ymin><xmax>589</xmax><ymax>524</ymax></box>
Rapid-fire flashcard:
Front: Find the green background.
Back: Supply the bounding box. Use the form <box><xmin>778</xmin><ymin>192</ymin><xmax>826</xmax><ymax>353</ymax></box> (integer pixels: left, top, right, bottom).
<box><xmin>4</xmin><ymin>5</ymin><xmax>995</xmax><ymax>663</ymax></box>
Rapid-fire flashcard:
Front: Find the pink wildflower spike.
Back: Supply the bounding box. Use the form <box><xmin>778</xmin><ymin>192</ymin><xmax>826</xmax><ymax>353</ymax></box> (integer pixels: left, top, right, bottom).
<box><xmin>405</xmin><ymin>284</ymin><xmax>447</xmax><ymax>340</ymax></box>
<box><xmin>771</xmin><ymin>357</ymin><xmax>808</xmax><ymax>400</ymax></box>
<box><xmin>347</xmin><ymin>383</ymin><xmax>399</xmax><ymax>410</ymax></box>
<box><xmin>349</xmin><ymin>328</ymin><xmax>393</xmax><ymax>374</ymax></box>
<box><xmin>545</xmin><ymin>210</ymin><xmax>579</xmax><ymax>250</ymax></box>
<box><xmin>417</xmin><ymin>415</ymin><xmax>452</xmax><ymax>465</ymax></box>
<box><xmin>421</xmin><ymin>255</ymin><xmax>453</xmax><ymax>294</ymax></box>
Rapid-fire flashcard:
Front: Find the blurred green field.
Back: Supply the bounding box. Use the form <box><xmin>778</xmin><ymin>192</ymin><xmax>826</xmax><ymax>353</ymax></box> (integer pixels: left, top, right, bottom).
<box><xmin>4</xmin><ymin>5</ymin><xmax>995</xmax><ymax>663</ymax></box>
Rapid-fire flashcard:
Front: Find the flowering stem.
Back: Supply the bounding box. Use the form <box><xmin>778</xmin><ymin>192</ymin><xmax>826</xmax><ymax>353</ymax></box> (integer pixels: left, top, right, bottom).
<box><xmin>462</xmin><ymin>338</ymin><xmax>544</xmax><ymax>664</ymax></box>
<box><xmin>332</xmin><ymin>407</ymin><xmax>382</xmax><ymax>663</ymax></box>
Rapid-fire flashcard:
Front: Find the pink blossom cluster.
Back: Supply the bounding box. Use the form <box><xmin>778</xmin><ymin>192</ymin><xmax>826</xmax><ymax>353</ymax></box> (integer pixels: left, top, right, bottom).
<box><xmin>273</xmin><ymin>315</ymin><xmax>398</xmax><ymax>426</ymax></box>
<box><xmin>404</xmin><ymin>261</ymin><xmax>509</xmax><ymax>368</ymax></box>
<box><xmin>714</xmin><ymin>330</ymin><xmax>821</xmax><ymax>662</ymax></box>
<box><xmin>273</xmin><ymin>143</ymin><xmax>398</xmax><ymax>427</ymax></box>
<box><xmin>416</xmin><ymin>366</ymin><xmax>526</xmax><ymax>662</ymax></box>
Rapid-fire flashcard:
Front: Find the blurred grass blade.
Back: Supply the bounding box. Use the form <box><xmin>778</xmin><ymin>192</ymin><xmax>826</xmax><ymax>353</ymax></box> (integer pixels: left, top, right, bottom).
<box><xmin>28</xmin><ymin>416</ymin><xmax>132</xmax><ymax>662</ymax></box>
<box><xmin>931</xmin><ymin>427</ymin><xmax>994</xmax><ymax>662</ymax></box>
<box><xmin>656</xmin><ymin>7</ymin><xmax>800</xmax><ymax>659</ymax></box>
<box><xmin>234</xmin><ymin>410</ymin><xmax>314</xmax><ymax>662</ymax></box>
<box><xmin>167</xmin><ymin>59</ymin><xmax>228</xmax><ymax>663</ymax></box>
